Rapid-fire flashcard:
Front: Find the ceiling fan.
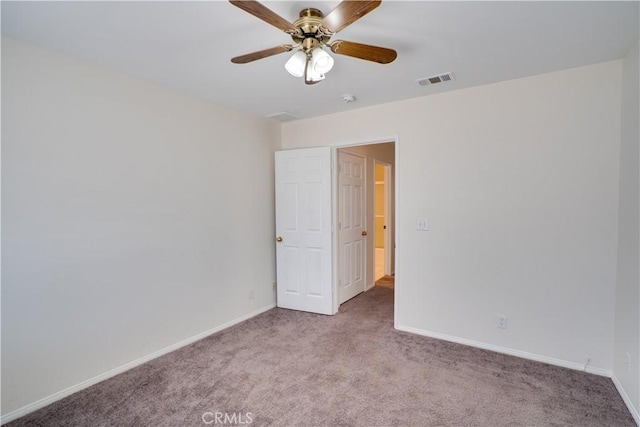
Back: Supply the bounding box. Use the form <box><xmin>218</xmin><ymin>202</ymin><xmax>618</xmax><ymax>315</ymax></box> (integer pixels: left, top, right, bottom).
<box><xmin>229</xmin><ymin>0</ymin><xmax>397</xmax><ymax>85</ymax></box>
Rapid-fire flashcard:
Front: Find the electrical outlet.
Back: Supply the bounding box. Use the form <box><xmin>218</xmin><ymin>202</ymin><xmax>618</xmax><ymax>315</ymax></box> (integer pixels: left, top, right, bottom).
<box><xmin>497</xmin><ymin>315</ymin><xmax>508</xmax><ymax>329</ymax></box>
<box><xmin>249</xmin><ymin>288</ymin><xmax>254</xmax><ymax>300</ymax></box>
<box><xmin>625</xmin><ymin>352</ymin><xmax>631</xmax><ymax>373</ymax></box>
<box><xmin>273</xmin><ymin>281</ymin><xmax>277</xmax><ymax>291</ymax></box>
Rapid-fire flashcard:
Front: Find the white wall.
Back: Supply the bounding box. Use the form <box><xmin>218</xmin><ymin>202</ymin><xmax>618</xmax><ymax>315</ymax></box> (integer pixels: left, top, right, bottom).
<box><xmin>1</xmin><ymin>38</ymin><xmax>279</xmax><ymax>417</ymax></box>
<box><xmin>613</xmin><ymin>39</ymin><xmax>640</xmax><ymax>420</ymax></box>
<box><xmin>282</xmin><ymin>60</ymin><xmax>622</xmax><ymax>374</ymax></box>
<box><xmin>339</xmin><ymin>143</ymin><xmax>395</xmax><ymax>289</ymax></box>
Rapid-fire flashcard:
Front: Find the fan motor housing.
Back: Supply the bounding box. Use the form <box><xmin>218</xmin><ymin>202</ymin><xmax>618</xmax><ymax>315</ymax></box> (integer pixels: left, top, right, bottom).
<box><xmin>291</xmin><ymin>8</ymin><xmax>331</xmax><ymax>45</ymax></box>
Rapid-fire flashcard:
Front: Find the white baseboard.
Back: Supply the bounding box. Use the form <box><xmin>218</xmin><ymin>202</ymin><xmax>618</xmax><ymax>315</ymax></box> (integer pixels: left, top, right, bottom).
<box><xmin>1</xmin><ymin>303</ymin><xmax>276</xmax><ymax>425</ymax></box>
<box><xmin>611</xmin><ymin>374</ymin><xmax>640</xmax><ymax>426</ymax></box>
<box><xmin>395</xmin><ymin>324</ymin><xmax>611</xmax><ymax>377</ymax></box>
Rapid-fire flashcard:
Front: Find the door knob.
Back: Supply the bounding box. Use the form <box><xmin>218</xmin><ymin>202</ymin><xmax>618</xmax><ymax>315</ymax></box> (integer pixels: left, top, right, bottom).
<box><xmin>276</xmin><ymin>236</ymin><xmax>283</xmax><ymax>242</ymax></box>
<box><xmin>361</xmin><ymin>231</ymin><xmax>368</xmax><ymax>236</ymax></box>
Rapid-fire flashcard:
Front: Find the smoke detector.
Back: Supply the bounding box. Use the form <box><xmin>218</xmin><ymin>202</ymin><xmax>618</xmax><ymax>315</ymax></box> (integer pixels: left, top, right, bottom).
<box><xmin>341</xmin><ymin>94</ymin><xmax>356</xmax><ymax>103</ymax></box>
<box><xmin>416</xmin><ymin>72</ymin><xmax>455</xmax><ymax>86</ymax></box>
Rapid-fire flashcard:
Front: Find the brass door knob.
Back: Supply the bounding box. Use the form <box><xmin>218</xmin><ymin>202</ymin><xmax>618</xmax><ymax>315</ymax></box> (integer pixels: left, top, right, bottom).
<box><xmin>361</xmin><ymin>231</ymin><xmax>368</xmax><ymax>236</ymax></box>
<box><xmin>276</xmin><ymin>236</ymin><xmax>283</xmax><ymax>242</ymax></box>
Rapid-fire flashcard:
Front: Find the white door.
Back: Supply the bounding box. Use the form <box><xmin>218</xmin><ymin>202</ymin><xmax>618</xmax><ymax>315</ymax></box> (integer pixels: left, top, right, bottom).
<box><xmin>275</xmin><ymin>147</ymin><xmax>333</xmax><ymax>315</ymax></box>
<box><xmin>338</xmin><ymin>151</ymin><xmax>366</xmax><ymax>304</ymax></box>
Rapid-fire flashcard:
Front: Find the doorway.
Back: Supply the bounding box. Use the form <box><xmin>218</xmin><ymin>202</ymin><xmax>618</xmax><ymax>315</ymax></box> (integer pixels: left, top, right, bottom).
<box><xmin>374</xmin><ymin>161</ymin><xmax>392</xmax><ymax>281</ymax></box>
<box><xmin>335</xmin><ymin>142</ymin><xmax>395</xmax><ymax>307</ymax></box>
<box><xmin>273</xmin><ymin>141</ymin><xmax>395</xmax><ymax>316</ymax></box>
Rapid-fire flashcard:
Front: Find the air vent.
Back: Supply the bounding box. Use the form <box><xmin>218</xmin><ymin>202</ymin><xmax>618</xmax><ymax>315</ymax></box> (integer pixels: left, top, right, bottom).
<box><xmin>266</xmin><ymin>112</ymin><xmax>300</xmax><ymax>122</ymax></box>
<box><xmin>416</xmin><ymin>72</ymin><xmax>456</xmax><ymax>87</ymax></box>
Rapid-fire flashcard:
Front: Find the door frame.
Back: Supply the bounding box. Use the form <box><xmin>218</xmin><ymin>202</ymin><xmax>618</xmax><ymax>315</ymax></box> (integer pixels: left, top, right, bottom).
<box><xmin>374</xmin><ymin>159</ymin><xmax>393</xmax><ymax>277</ymax></box>
<box><xmin>330</xmin><ymin>137</ymin><xmax>398</xmax><ymax>326</ymax></box>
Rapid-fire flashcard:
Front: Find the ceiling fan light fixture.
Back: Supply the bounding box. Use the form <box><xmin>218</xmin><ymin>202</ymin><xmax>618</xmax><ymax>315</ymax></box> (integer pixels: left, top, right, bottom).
<box><xmin>303</xmin><ymin>53</ymin><xmax>325</xmax><ymax>84</ymax></box>
<box><xmin>305</xmin><ymin>63</ymin><xmax>325</xmax><ymax>83</ymax></box>
<box><xmin>311</xmin><ymin>47</ymin><xmax>334</xmax><ymax>74</ymax></box>
<box><xmin>285</xmin><ymin>50</ymin><xmax>307</xmax><ymax>77</ymax></box>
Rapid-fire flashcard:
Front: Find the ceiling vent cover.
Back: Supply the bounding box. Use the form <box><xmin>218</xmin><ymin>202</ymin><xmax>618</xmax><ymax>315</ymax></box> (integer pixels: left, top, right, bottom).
<box><xmin>416</xmin><ymin>72</ymin><xmax>455</xmax><ymax>87</ymax></box>
<box><xmin>266</xmin><ymin>112</ymin><xmax>300</xmax><ymax>122</ymax></box>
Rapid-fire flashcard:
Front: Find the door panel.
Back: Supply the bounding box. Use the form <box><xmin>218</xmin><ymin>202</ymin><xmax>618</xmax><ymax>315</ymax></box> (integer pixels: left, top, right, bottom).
<box><xmin>275</xmin><ymin>147</ymin><xmax>333</xmax><ymax>315</ymax></box>
<box><xmin>338</xmin><ymin>151</ymin><xmax>366</xmax><ymax>304</ymax></box>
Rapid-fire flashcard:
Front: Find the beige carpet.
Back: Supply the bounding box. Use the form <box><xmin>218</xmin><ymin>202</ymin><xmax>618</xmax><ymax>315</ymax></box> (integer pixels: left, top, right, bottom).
<box><xmin>8</xmin><ymin>286</ymin><xmax>634</xmax><ymax>426</ymax></box>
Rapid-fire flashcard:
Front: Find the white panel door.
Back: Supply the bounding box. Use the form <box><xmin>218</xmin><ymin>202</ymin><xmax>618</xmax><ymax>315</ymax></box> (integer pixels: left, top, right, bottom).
<box><xmin>338</xmin><ymin>151</ymin><xmax>366</xmax><ymax>304</ymax></box>
<box><xmin>275</xmin><ymin>147</ymin><xmax>333</xmax><ymax>315</ymax></box>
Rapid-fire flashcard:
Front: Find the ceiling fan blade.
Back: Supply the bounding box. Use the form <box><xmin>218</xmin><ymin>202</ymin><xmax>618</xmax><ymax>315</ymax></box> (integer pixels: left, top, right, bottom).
<box><xmin>231</xmin><ymin>45</ymin><xmax>296</xmax><ymax>64</ymax></box>
<box><xmin>330</xmin><ymin>40</ymin><xmax>397</xmax><ymax>64</ymax></box>
<box><xmin>229</xmin><ymin>0</ymin><xmax>300</xmax><ymax>34</ymax></box>
<box><xmin>320</xmin><ymin>0</ymin><xmax>381</xmax><ymax>35</ymax></box>
<box><xmin>229</xmin><ymin>0</ymin><xmax>300</xmax><ymax>35</ymax></box>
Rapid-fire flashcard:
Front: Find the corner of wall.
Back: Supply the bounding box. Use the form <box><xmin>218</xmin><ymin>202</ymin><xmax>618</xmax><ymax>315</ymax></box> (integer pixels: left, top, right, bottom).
<box><xmin>613</xmin><ymin>37</ymin><xmax>640</xmax><ymax>422</ymax></box>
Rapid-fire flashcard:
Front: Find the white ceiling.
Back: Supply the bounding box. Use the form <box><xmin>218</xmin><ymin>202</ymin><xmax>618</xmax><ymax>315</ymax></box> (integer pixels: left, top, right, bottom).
<box><xmin>2</xmin><ymin>1</ymin><xmax>638</xmax><ymax>121</ymax></box>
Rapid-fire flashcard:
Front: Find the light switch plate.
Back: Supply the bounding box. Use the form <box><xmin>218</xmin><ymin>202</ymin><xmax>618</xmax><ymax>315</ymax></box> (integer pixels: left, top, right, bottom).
<box><xmin>417</xmin><ymin>218</ymin><xmax>429</xmax><ymax>231</ymax></box>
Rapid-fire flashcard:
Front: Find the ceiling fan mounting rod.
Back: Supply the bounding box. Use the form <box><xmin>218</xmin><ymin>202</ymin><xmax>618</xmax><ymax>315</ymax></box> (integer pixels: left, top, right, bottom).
<box><xmin>299</xmin><ymin>7</ymin><xmax>323</xmax><ymax>19</ymax></box>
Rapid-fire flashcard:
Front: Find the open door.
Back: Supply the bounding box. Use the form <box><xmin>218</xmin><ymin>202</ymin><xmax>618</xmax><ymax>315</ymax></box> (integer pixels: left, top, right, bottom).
<box><xmin>337</xmin><ymin>150</ymin><xmax>366</xmax><ymax>304</ymax></box>
<box><xmin>275</xmin><ymin>147</ymin><xmax>333</xmax><ymax>315</ymax></box>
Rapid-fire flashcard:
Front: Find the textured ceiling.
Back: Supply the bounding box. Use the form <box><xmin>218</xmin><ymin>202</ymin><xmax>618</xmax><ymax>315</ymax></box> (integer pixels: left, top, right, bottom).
<box><xmin>2</xmin><ymin>1</ymin><xmax>638</xmax><ymax>120</ymax></box>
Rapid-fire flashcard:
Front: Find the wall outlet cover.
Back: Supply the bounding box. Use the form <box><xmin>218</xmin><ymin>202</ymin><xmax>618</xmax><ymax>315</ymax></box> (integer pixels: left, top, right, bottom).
<box><xmin>497</xmin><ymin>315</ymin><xmax>508</xmax><ymax>329</ymax></box>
